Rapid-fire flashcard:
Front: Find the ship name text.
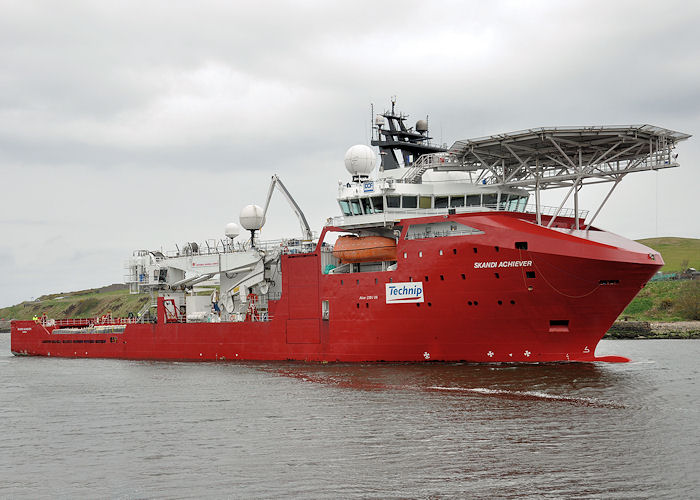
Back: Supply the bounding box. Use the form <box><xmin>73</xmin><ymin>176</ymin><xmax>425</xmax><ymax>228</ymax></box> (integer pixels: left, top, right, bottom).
<box><xmin>474</xmin><ymin>260</ymin><xmax>532</xmax><ymax>269</ymax></box>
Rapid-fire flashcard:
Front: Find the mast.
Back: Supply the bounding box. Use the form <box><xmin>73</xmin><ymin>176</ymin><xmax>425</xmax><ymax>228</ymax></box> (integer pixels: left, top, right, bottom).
<box><xmin>371</xmin><ymin>98</ymin><xmax>446</xmax><ymax>171</ymax></box>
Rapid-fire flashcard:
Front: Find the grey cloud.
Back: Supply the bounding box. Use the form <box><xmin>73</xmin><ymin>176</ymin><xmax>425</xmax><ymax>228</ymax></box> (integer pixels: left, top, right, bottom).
<box><xmin>1</xmin><ymin>0</ymin><xmax>699</xmax><ymax>307</ymax></box>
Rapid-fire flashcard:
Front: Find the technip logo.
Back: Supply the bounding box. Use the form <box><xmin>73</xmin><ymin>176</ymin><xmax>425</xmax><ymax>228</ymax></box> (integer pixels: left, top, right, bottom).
<box><xmin>385</xmin><ymin>282</ymin><xmax>424</xmax><ymax>304</ymax></box>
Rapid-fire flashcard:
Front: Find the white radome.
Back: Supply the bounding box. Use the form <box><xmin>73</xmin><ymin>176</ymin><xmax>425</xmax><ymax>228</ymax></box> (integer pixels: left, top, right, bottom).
<box><xmin>344</xmin><ymin>144</ymin><xmax>376</xmax><ymax>176</ymax></box>
<box><xmin>224</xmin><ymin>222</ymin><xmax>241</xmax><ymax>239</ymax></box>
<box><xmin>239</xmin><ymin>205</ymin><xmax>266</xmax><ymax>231</ymax></box>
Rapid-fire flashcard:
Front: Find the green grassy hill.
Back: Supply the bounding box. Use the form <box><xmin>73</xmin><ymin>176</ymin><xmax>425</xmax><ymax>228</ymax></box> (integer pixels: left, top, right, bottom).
<box><xmin>637</xmin><ymin>237</ymin><xmax>700</xmax><ymax>272</ymax></box>
<box><xmin>616</xmin><ymin>237</ymin><xmax>699</xmax><ymax>321</ymax></box>
<box><xmin>0</xmin><ymin>285</ymin><xmax>149</xmax><ymax>322</ymax></box>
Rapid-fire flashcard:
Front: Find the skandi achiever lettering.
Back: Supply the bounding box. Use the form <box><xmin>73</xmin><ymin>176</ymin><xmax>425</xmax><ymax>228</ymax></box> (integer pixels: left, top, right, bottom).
<box><xmin>473</xmin><ymin>260</ymin><xmax>533</xmax><ymax>269</ymax></box>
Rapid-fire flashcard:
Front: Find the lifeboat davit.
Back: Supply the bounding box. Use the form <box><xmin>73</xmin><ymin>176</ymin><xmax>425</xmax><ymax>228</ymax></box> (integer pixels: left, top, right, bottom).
<box><xmin>332</xmin><ymin>235</ymin><xmax>397</xmax><ymax>264</ymax></box>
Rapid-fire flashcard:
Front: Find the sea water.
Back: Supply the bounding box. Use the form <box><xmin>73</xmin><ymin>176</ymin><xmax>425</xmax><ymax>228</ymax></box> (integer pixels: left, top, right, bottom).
<box><xmin>0</xmin><ymin>334</ymin><xmax>698</xmax><ymax>498</ymax></box>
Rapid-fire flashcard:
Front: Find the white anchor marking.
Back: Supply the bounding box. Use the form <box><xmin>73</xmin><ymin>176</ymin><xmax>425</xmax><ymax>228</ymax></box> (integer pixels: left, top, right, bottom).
<box><xmin>524</xmin><ymin>350</ymin><xmax>531</xmax><ymax>357</ymax></box>
<box><xmin>487</xmin><ymin>351</ymin><xmax>494</xmax><ymax>358</ymax></box>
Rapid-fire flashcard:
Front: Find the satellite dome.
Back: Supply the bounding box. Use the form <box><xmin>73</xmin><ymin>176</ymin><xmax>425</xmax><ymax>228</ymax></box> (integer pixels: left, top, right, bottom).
<box><xmin>374</xmin><ymin>114</ymin><xmax>385</xmax><ymax>127</ymax></box>
<box><xmin>239</xmin><ymin>205</ymin><xmax>265</xmax><ymax>231</ymax></box>
<box><xmin>344</xmin><ymin>144</ymin><xmax>376</xmax><ymax>176</ymax></box>
<box><xmin>224</xmin><ymin>222</ymin><xmax>240</xmax><ymax>239</ymax></box>
<box><xmin>416</xmin><ymin>119</ymin><xmax>428</xmax><ymax>133</ymax></box>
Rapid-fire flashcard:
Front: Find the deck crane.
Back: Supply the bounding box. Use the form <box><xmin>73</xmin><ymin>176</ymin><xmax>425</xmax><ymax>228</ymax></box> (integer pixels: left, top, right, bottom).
<box><xmin>262</xmin><ymin>174</ymin><xmax>313</xmax><ymax>241</ymax></box>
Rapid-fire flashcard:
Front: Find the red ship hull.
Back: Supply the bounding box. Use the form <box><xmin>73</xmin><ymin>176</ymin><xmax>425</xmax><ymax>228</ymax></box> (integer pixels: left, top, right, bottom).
<box><xmin>11</xmin><ymin>212</ymin><xmax>661</xmax><ymax>363</ymax></box>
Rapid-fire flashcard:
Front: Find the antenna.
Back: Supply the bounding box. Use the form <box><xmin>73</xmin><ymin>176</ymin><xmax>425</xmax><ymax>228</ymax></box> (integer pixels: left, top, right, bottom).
<box><xmin>391</xmin><ymin>95</ymin><xmax>396</xmax><ymax>115</ymax></box>
<box><xmin>370</xmin><ymin>102</ymin><xmax>374</xmax><ymax>141</ymax></box>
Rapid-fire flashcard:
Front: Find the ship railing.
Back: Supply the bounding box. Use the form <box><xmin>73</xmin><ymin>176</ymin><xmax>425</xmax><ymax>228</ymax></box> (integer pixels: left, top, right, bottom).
<box><xmin>328</xmin><ymin>204</ymin><xmax>588</xmax><ymax>227</ymax></box>
<box><xmin>157</xmin><ymin>234</ymin><xmax>319</xmax><ymax>259</ymax></box>
<box><xmin>47</xmin><ymin>317</ymin><xmax>142</xmax><ymax>328</ymax></box>
<box><xmin>252</xmin><ymin>238</ymin><xmax>317</xmax><ymax>255</ymax></box>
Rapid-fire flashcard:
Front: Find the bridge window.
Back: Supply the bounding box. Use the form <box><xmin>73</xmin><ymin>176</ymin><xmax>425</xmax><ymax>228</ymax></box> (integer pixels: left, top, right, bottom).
<box><xmin>419</xmin><ymin>196</ymin><xmax>432</xmax><ymax>209</ymax></box>
<box><xmin>435</xmin><ymin>197</ymin><xmax>448</xmax><ymax>209</ymax></box>
<box><xmin>371</xmin><ymin>196</ymin><xmax>384</xmax><ymax>213</ymax></box>
<box><xmin>483</xmin><ymin>194</ymin><xmax>497</xmax><ymax>206</ymax></box>
<box><xmin>517</xmin><ymin>196</ymin><xmax>528</xmax><ymax>211</ymax></box>
<box><xmin>339</xmin><ymin>200</ymin><xmax>351</xmax><ymax>216</ymax></box>
<box><xmin>387</xmin><ymin>195</ymin><xmax>401</xmax><ymax>208</ymax></box>
<box><xmin>361</xmin><ymin>198</ymin><xmax>372</xmax><ymax>214</ymax></box>
<box><xmin>450</xmin><ymin>196</ymin><xmax>465</xmax><ymax>207</ymax></box>
<box><xmin>402</xmin><ymin>196</ymin><xmax>417</xmax><ymax>209</ymax></box>
<box><xmin>466</xmin><ymin>195</ymin><xmax>481</xmax><ymax>206</ymax></box>
<box><xmin>350</xmin><ymin>199</ymin><xmax>362</xmax><ymax>215</ymax></box>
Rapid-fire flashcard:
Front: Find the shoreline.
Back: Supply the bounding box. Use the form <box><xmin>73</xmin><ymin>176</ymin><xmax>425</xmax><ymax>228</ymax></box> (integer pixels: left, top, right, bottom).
<box><xmin>605</xmin><ymin>321</ymin><xmax>700</xmax><ymax>339</ymax></box>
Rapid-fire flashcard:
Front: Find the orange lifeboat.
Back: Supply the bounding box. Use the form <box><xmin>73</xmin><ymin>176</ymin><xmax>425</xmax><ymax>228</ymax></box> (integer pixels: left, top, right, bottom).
<box><xmin>332</xmin><ymin>235</ymin><xmax>397</xmax><ymax>264</ymax></box>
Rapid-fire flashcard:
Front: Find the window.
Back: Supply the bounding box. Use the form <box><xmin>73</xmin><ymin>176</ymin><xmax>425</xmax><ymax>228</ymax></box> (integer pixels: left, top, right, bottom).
<box><xmin>466</xmin><ymin>195</ymin><xmax>481</xmax><ymax>206</ymax></box>
<box><xmin>371</xmin><ymin>196</ymin><xmax>384</xmax><ymax>213</ymax></box>
<box><xmin>402</xmin><ymin>196</ymin><xmax>418</xmax><ymax>208</ymax></box>
<box><xmin>322</xmin><ymin>300</ymin><xmax>329</xmax><ymax>320</ymax></box>
<box><xmin>339</xmin><ymin>200</ymin><xmax>351</xmax><ymax>216</ymax></box>
<box><xmin>350</xmin><ymin>199</ymin><xmax>362</xmax><ymax>215</ymax></box>
<box><xmin>435</xmin><ymin>196</ymin><xmax>448</xmax><ymax>209</ymax></box>
<box><xmin>419</xmin><ymin>196</ymin><xmax>432</xmax><ymax>209</ymax></box>
<box><xmin>515</xmin><ymin>241</ymin><xmax>528</xmax><ymax>250</ymax></box>
<box><xmin>482</xmin><ymin>194</ymin><xmax>497</xmax><ymax>206</ymax></box>
<box><xmin>450</xmin><ymin>196</ymin><xmax>465</xmax><ymax>207</ymax></box>
<box><xmin>526</xmin><ymin>271</ymin><xmax>536</xmax><ymax>279</ymax></box>
<box><xmin>518</xmin><ymin>196</ymin><xmax>528</xmax><ymax>211</ymax></box>
<box><xmin>361</xmin><ymin>198</ymin><xmax>373</xmax><ymax>214</ymax></box>
<box><xmin>508</xmin><ymin>196</ymin><xmax>519</xmax><ymax>211</ymax></box>
<box><xmin>387</xmin><ymin>195</ymin><xmax>401</xmax><ymax>208</ymax></box>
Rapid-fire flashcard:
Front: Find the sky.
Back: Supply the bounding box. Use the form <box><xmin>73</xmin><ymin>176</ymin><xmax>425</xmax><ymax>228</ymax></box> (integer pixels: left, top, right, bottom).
<box><xmin>1</xmin><ymin>0</ymin><xmax>699</xmax><ymax>307</ymax></box>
